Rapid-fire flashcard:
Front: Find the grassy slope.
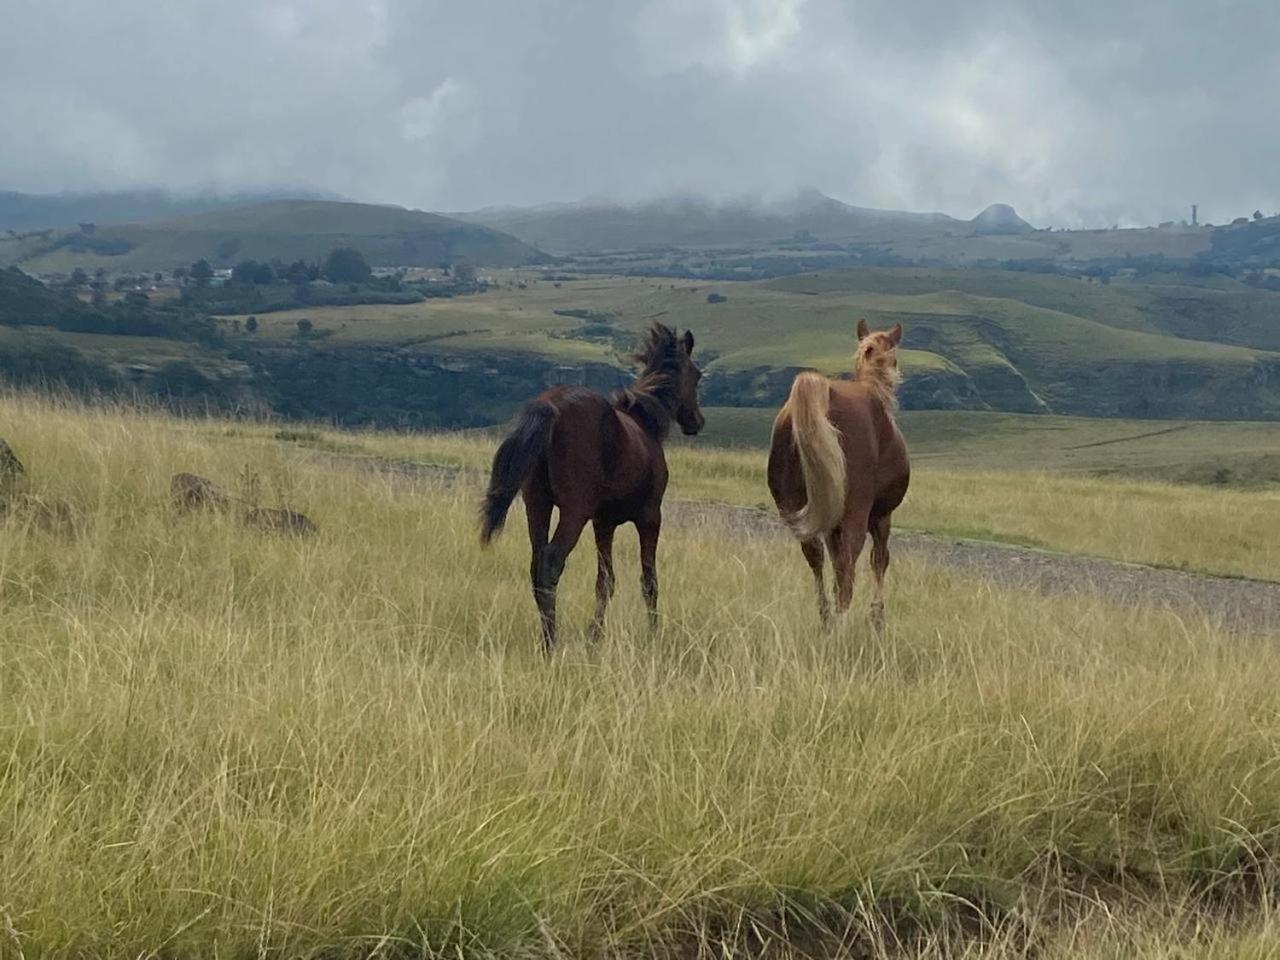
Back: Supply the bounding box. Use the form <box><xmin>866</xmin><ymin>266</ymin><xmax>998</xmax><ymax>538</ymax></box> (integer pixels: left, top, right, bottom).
<box><xmin>0</xmin><ymin>200</ymin><xmax>545</xmax><ymax>272</ymax></box>
<box><xmin>234</xmin><ymin>294</ymin><xmax>619</xmax><ymax>364</ymax></box>
<box><xmin>230</xmin><ymin>406</ymin><xmax>1280</xmax><ymax>582</ymax></box>
<box><xmin>0</xmin><ymin>324</ymin><xmax>242</xmax><ymax>376</ymax></box>
<box><xmin>229</xmin><ymin>268</ymin><xmax>1280</xmax><ymax>371</ymax></box>
<box><xmin>693</xmin><ymin>407</ymin><xmax>1280</xmax><ymax>485</ymax></box>
<box><xmin>768</xmin><ymin>267</ymin><xmax>1280</xmax><ymax>351</ymax></box>
<box><xmin>214</xmin><ymin>268</ymin><xmax>1280</xmax><ymax>421</ymax></box>
<box><xmin>9</xmin><ymin>265</ymin><xmax>1280</xmax><ymax>423</ymax></box>
<box><xmin>4</xmin><ymin>395</ymin><xmax>1280</xmax><ymax>957</ymax></box>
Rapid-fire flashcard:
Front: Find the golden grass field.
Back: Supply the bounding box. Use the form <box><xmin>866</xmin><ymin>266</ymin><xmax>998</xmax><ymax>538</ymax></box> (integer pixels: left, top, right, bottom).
<box><xmin>265</xmin><ymin>420</ymin><xmax>1280</xmax><ymax>582</ymax></box>
<box><xmin>3</xmin><ymin>394</ymin><xmax>1280</xmax><ymax>958</ymax></box>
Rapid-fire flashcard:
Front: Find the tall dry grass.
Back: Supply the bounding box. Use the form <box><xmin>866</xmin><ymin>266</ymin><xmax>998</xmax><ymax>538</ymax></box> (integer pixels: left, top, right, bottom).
<box><xmin>1</xmin><ymin>395</ymin><xmax>1279</xmax><ymax>958</ymax></box>
<box><xmin>240</xmin><ymin>423</ymin><xmax>1280</xmax><ymax>581</ymax></box>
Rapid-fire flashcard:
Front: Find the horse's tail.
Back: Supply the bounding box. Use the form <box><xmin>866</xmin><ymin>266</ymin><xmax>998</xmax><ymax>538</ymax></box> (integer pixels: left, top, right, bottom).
<box><xmin>781</xmin><ymin>372</ymin><xmax>846</xmax><ymax>541</ymax></box>
<box><xmin>479</xmin><ymin>400</ymin><xmax>556</xmax><ymax>545</ymax></box>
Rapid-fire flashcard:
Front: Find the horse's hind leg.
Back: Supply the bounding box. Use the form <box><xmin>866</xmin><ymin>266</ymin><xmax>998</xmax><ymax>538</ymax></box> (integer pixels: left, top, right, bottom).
<box><xmin>588</xmin><ymin>520</ymin><xmax>617</xmax><ymax>643</ymax></box>
<box><xmin>524</xmin><ymin>485</ymin><xmax>554</xmax><ymax>652</ymax></box>
<box><xmin>637</xmin><ymin>510</ymin><xmax>662</xmax><ymax>632</ymax></box>
<box><xmin>537</xmin><ymin>508</ymin><xmax>590</xmax><ymax>653</ymax></box>
<box><xmin>800</xmin><ymin>537</ymin><xmax>831</xmax><ymax>627</ymax></box>
<box><xmin>827</xmin><ymin>509</ymin><xmax>869</xmax><ymax>615</ymax></box>
<box><xmin>868</xmin><ymin>513</ymin><xmax>892</xmax><ymax>633</ymax></box>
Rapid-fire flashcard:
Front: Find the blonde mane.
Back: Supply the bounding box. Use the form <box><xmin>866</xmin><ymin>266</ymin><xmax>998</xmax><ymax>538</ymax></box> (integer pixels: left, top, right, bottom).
<box><xmin>853</xmin><ymin>331</ymin><xmax>903</xmax><ymax>415</ymax></box>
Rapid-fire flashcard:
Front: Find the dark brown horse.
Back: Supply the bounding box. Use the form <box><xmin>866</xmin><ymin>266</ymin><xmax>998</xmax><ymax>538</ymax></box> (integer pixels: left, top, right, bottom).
<box><xmin>767</xmin><ymin>319</ymin><xmax>910</xmax><ymax>629</ymax></box>
<box><xmin>480</xmin><ymin>323</ymin><xmax>704</xmax><ymax>652</ymax></box>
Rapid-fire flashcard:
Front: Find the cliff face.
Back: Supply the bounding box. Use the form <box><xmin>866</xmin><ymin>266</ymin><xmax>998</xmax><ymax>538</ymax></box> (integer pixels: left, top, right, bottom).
<box><xmin>230</xmin><ymin>341</ymin><xmax>1280</xmax><ymax>428</ymax></box>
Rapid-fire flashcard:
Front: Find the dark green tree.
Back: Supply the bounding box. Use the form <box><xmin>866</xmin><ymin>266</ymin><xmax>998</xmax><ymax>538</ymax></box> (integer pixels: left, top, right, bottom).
<box><xmin>191</xmin><ymin>259</ymin><xmax>214</xmax><ymax>287</ymax></box>
<box><xmin>245</xmin><ymin>315</ymin><xmax>259</xmax><ymax>333</ymax></box>
<box><xmin>284</xmin><ymin>260</ymin><xmax>316</xmax><ymax>285</ymax></box>
<box><xmin>232</xmin><ymin>260</ymin><xmax>274</xmax><ymax>285</ymax></box>
<box><xmin>321</xmin><ymin>247</ymin><xmax>372</xmax><ymax>284</ymax></box>
<box><xmin>295</xmin><ymin>318</ymin><xmax>314</xmax><ymax>338</ymax></box>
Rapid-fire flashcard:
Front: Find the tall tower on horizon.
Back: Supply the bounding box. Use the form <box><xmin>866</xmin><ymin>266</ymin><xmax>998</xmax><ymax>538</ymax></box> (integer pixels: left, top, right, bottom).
<box><xmin>1192</xmin><ymin>204</ymin><xmax>1199</xmax><ymax>226</ymax></box>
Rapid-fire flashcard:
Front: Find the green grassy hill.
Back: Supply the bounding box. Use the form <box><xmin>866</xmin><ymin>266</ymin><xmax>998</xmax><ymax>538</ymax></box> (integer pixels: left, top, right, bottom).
<box><xmin>264</xmin><ymin>267</ymin><xmax>1272</xmax><ymax>422</ymax></box>
<box><xmin>5</xmin><ymin>264</ymin><xmax>1280</xmax><ymax>427</ymax></box>
<box><xmin>684</xmin><ymin>407</ymin><xmax>1280</xmax><ymax>486</ymax></box>
<box><xmin>0</xmin><ymin>200</ymin><xmax>548</xmax><ymax>273</ymax></box>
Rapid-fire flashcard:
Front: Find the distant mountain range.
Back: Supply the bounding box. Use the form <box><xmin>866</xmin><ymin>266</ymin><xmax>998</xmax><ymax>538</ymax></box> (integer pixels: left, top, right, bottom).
<box><xmin>0</xmin><ymin>198</ymin><xmax>546</xmax><ymax>272</ymax></box>
<box><xmin>0</xmin><ymin>186</ymin><xmax>1230</xmax><ymax>275</ymax></box>
<box><xmin>0</xmin><ymin>188</ymin><xmax>347</xmax><ymax>233</ymax></box>
<box><xmin>453</xmin><ymin>190</ymin><xmax>1036</xmax><ymax>254</ymax></box>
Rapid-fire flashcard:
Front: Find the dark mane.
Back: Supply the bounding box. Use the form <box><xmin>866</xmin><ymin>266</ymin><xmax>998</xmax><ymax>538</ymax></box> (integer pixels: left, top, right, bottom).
<box><xmin>612</xmin><ymin>323</ymin><xmax>684</xmax><ymax>438</ymax></box>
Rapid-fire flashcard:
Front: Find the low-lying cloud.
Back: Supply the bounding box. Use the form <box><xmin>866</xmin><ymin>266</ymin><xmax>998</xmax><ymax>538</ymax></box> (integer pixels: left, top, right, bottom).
<box><xmin>3</xmin><ymin>0</ymin><xmax>1277</xmax><ymax>226</ymax></box>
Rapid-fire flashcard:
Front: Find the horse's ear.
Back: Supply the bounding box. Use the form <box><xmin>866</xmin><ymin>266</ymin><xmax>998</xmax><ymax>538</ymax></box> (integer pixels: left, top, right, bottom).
<box><xmin>682</xmin><ymin>329</ymin><xmax>695</xmax><ymax>354</ymax></box>
<box><xmin>856</xmin><ymin>318</ymin><xmax>871</xmax><ymax>341</ymax></box>
<box><xmin>887</xmin><ymin>323</ymin><xmax>902</xmax><ymax>347</ymax></box>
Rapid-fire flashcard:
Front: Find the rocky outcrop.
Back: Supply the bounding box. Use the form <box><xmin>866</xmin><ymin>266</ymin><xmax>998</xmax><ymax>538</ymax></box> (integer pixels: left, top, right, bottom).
<box><xmin>171</xmin><ymin>472</ymin><xmax>233</xmax><ymax>512</ymax></box>
<box><xmin>170</xmin><ymin>471</ymin><xmax>318</xmax><ymax>536</ymax></box>
<box><xmin>971</xmin><ymin>203</ymin><xmax>1034</xmax><ymax>235</ymax></box>
<box><xmin>0</xmin><ymin>439</ymin><xmax>77</xmax><ymax>534</ymax></box>
<box><xmin>243</xmin><ymin>505</ymin><xmax>318</xmax><ymax>537</ymax></box>
<box><xmin>0</xmin><ymin>438</ymin><xmax>24</xmax><ymax>493</ymax></box>
<box><xmin>240</xmin><ymin>343</ymin><xmax>630</xmax><ymax>428</ymax></box>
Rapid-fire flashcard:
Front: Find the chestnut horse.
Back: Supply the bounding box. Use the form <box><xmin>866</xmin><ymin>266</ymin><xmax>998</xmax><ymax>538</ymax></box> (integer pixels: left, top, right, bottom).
<box><xmin>767</xmin><ymin>319</ymin><xmax>910</xmax><ymax>628</ymax></box>
<box><xmin>480</xmin><ymin>324</ymin><xmax>704</xmax><ymax>652</ymax></box>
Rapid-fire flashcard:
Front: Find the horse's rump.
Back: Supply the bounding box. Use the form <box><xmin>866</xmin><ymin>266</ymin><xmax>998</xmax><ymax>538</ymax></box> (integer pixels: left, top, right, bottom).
<box><xmin>772</xmin><ymin>372</ymin><xmax>846</xmax><ymax>541</ymax></box>
<box><xmin>479</xmin><ymin>398</ymin><xmax>557</xmax><ymax>544</ymax></box>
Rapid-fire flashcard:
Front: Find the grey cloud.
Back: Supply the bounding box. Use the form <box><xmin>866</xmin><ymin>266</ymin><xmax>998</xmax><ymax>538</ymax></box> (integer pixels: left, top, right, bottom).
<box><xmin>2</xmin><ymin>0</ymin><xmax>1277</xmax><ymax>226</ymax></box>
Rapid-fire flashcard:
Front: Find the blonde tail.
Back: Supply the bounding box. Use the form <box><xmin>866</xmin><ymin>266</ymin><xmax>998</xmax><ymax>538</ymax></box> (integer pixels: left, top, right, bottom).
<box><xmin>780</xmin><ymin>372</ymin><xmax>845</xmax><ymax>540</ymax></box>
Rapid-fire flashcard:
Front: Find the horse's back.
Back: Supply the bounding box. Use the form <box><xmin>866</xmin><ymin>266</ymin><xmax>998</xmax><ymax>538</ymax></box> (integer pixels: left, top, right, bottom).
<box><xmin>535</xmin><ymin>385</ymin><xmax>660</xmax><ymax>512</ymax></box>
<box><xmin>537</xmin><ymin>386</ymin><xmax>613</xmax><ymax>484</ymax></box>
<box><xmin>828</xmin><ymin>380</ymin><xmax>909</xmax><ymax>510</ymax></box>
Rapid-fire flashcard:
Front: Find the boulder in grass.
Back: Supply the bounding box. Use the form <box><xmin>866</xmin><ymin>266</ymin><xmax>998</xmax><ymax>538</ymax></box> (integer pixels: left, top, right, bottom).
<box><xmin>243</xmin><ymin>505</ymin><xmax>318</xmax><ymax>537</ymax></box>
<box><xmin>171</xmin><ymin>472</ymin><xmax>232</xmax><ymax>512</ymax></box>
<box><xmin>0</xmin><ymin>492</ymin><xmax>78</xmax><ymax>535</ymax></box>
<box><xmin>0</xmin><ymin>439</ymin><xmax>24</xmax><ymax>493</ymax></box>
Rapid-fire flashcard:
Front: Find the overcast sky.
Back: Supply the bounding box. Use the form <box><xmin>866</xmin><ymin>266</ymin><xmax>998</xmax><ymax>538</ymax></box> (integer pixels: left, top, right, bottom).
<box><xmin>3</xmin><ymin>0</ymin><xmax>1277</xmax><ymax>227</ymax></box>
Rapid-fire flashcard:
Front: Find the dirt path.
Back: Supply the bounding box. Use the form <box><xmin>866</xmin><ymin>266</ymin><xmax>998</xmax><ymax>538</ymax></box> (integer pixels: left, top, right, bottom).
<box><xmin>322</xmin><ymin>452</ymin><xmax>1280</xmax><ymax>633</ymax></box>
<box><xmin>664</xmin><ymin>501</ymin><xmax>1280</xmax><ymax>633</ymax></box>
